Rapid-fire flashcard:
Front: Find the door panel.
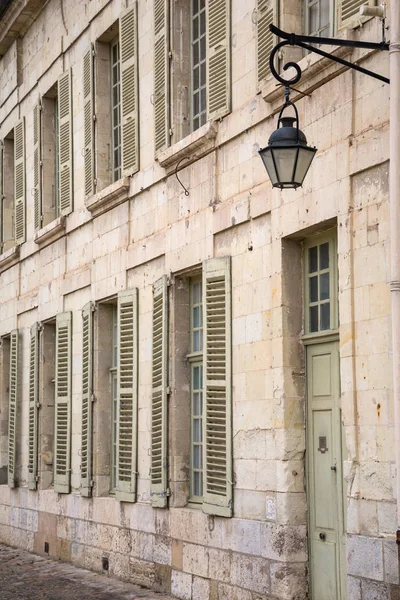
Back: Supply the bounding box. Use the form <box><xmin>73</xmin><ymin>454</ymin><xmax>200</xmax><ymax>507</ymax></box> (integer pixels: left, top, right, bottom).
<box><xmin>307</xmin><ymin>341</ymin><xmax>345</xmax><ymax>600</ymax></box>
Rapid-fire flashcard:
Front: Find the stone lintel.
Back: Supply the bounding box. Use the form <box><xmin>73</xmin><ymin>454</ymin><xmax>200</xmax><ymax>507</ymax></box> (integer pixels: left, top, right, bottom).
<box><xmin>34</xmin><ymin>216</ymin><xmax>66</xmax><ymax>246</ymax></box>
<box><xmin>85</xmin><ymin>177</ymin><xmax>130</xmax><ymax>217</ymax></box>
<box><xmin>157</xmin><ymin>120</ymin><xmax>218</xmax><ymax>170</ymax></box>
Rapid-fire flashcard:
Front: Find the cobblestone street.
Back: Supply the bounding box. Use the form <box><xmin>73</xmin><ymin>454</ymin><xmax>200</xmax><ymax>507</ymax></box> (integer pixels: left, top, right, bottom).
<box><xmin>0</xmin><ymin>545</ymin><xmax>175</xmax><ymax>600</ymax></box>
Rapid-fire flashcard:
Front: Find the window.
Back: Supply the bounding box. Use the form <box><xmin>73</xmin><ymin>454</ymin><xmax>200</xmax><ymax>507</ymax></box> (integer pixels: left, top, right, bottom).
<box><xmin>304</xmin><ymin>233</ymin><xmax>338</xmax><ymax>335</ymax></box>
<box><xmin>189</xmin><ymin>278</ymin><xmax>204</xmax><ymax>501</ymax></box>
<box><xmin>110</xmin><ymin>303</ymin><xmax>118</xmax><ymax>490</ymax></box>
<box><xmin>0</xmin><ymin>331</ymin><xmax>19</xmax><ymax>488</ymax></box>
<box><xmin>111</xmin><ymin>38</ymin><xmax>122</xmax><ymax>182</ymax></box>
<box><xmin>39</xmin><ymin>89</ymin><xmax>60</xmax><ymax>227</ymax></box>
<box><xmin>191</xmin><ymin>0</ymin><xmax>206</xmax><ymax>131</ymax></box>
<box><xmin>154</xmin><ymin>0</ymin><xmax>231</xmax><ymax>152</ymax></box>
<box><xmin>1</xmin><ymin>133</ymin><xmax>14</xmax><ymax>252</ymax></box>
<box><xmin>305</xmin><ymin>0</ymin><xmax>333</xmax><ymax>37</ymax></box>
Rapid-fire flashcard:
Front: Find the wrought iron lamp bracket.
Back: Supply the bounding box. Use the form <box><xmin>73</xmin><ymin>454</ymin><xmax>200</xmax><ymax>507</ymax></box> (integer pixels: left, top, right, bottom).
<box><xmin>269</xmin><ymin>24</ymin><xmax>390</xmax><ymax>88</ymax></box>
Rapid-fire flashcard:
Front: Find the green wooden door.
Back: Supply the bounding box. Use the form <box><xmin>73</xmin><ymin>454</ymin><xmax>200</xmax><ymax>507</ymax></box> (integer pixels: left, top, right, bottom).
<box><xmin>307</xmin><ymin>341</ymin><xmax>346</xmax><ymax>600</ymax></box>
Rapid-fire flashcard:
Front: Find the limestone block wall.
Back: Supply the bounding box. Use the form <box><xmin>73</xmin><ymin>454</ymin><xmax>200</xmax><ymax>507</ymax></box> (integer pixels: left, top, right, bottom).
<box><xmin>0</xmin><ymin>0</ymin><xmax>397</xmax><ymax>599</ymax></box>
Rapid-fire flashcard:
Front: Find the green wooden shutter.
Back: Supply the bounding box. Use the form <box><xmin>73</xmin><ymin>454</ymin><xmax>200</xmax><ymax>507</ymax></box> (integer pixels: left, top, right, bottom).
<box><xmin>54</xmin><ymin>311</ymin><xmax>72</xmax><ymax>494</ymax></box>
<box><xmin>154</xmin><ymin>0</ymin><xmax>170</xmax><ymax>154</ymax></box>
<box><xmin>202</xmin><ymin>257</ymin><xmax>232</xmax><ymax>517</ymax></box>
<box><xmin>151</xmin><ymin>276</ymin><xmax>168</xmax><ymax>508</ymax></box>
<box><xmin>257</xmin><ymin>0</ymin><xmax>278</xmax><ymax>87</ymax></box>
<box><xmin>14</xmin><ymin>119</ymin><xmax>25</xmax><ymax>245</ymax></box>
<box><xmin>58</xmin><ymin>69</ymin><xmax>73</xmax><ymax>216</ymax></box>
<box><xmin>8</xmin><ymin>329</ymin><xmax>18</xmax><ymax>488</ymax></box>
<box><xmin>81</xmin><ymin>302</ymin><xmax>93</xmax><ymax>497</ymax></box>
<box><xmin>116</xmin><ymin>289</ymin><xmax>138</xmax><ymax>503</ymax></box>
<box><xmin>338</xmin><ymin>0</ymin><xmax>376</xmax><ymax>30</ymax></box>
<box><xmin>28</xmin><ymin>323</ymin><xmax>40</xmax><ymax>490</ymax></box>
<box><xmin>83</xmin><ymin>45</ymin><xmax>95</xmax><ymax>198</ymax></box>
<box><xmin>33</xmin><ymin>101</ymin><xmax>42</xmax><ymax>230</ymax></box>
<box><xmin>120</xmin><ymin>3</ymin><xmax>139</xmax><ymax>175</ymax></box>
<box><xmin>206</xmin><ymin>0</ymin><xmax>231</xmax><ymax>122</ymax></box>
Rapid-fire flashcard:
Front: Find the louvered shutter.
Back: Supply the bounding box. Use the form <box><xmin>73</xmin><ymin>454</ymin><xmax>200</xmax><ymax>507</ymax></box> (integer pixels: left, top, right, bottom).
<box><xmin>257</xmin><ymin>0</ymin><xmax>278</xmax><ymax>87</ymax></box>
<box><xmin>154</xmin><ymin>0</ymin><xmax>169</xmax><ymax>154</ymax></box>
<box><xmin>8</xmin><ymin>329</ymin><xmax>18</xmax><ymax>488</ymax></box>
<box><xmin>28</xmin><ymin>323</ymin><xmax>40</xmax><ymax>490</ymax></box>
<box><xmin>338</xmin><ymin>0</ymin><xmax>376</xmax><ymax>30</ymax></box>
<box><xmin>202</xmin><ymin>257</ymin><xmax>232</xmax><ymax>517</ymax></box>
<box><xmin>33</xmin><ymin>102</ymin><xmax>42</xmax><ymax>230</ymax></box>
<box><xmin>54</xmin><ymin>312</ymin><xmax>72</xmax><ymax>494</ymax></box>
<box><xmin>83</xmin><ymin>45</ymin><xmax>95</xmax><ymax>198</ymax></box>
<box><xmin>120</xmin><ymin>3</ymin><xmax>139</xmax><ymax>175</ymax></box>
<box><xmin>58</xmin><ymin>69</ymin><xmax>73</xmax><ymax>216</ymax></box>
<box><xmin>14</xmin><ymin>119</ymin><xmax>25</xmax><ymax>245</ymax></box>
<box><xmin>206</xmin><ymin>0</ymin><xmax>231</xmax><ymax>122</ymax></box>
<box><xmin>151</xmin><ymin>276</ymin><xmax>168</xmax><ymax>508</ymax></box>
<box><xmin>116</xmin><ymin>289</ymin><xmax>138</xmax><ymax>503</ymax></box>
<box><xmin>81</xmin><ymin>303</ymin><xmax>93</xmax><ymax>497</ymax></box>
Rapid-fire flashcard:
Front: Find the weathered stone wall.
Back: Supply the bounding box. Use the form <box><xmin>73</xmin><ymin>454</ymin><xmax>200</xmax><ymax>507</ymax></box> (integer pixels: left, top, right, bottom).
<box><xmin>0</xmin><ymin>0</ymin><xmax>397</xmax><ymax>598</ymax></box>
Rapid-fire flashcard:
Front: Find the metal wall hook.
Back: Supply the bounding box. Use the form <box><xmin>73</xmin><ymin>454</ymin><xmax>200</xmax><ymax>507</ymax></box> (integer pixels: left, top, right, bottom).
<box><xmin>175</xmin><ymin>156</ymin><xmax>190</xmax><ymax>196</ymax></box>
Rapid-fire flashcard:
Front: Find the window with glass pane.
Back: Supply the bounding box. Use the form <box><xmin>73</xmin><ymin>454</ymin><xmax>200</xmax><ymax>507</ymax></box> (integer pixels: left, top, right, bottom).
<box><xmin>306</xmin><ymin>237</ymin><xmax>337</xmax><ymax>334</ymax></box>
<box><xmin>54</xmin><ymin>96</ymin><xmax>60</xmax><ymax>217</ymax></box>
<box><xmin>190</xmin><ymin>278</ymin><xmax>203</xmax><ymax>500</ymax></box>
<box><xmin>305</xmin><ymin>0</ymin><xmax>333</xmax><ymax>37</ymax></box>
<box><xmin>111</xmin><ymin>39</ymin><xmax>121</xmax><ymax>181</ymax></box>
<box><xmin>110</xmin><ymin>304</ymin><xmax>118</xmax><ymax>490</ymax></box>
<box><xmin>191</xmin><ymin>0</ymin><xmax>206</xmax><ymax>132</ymax></box>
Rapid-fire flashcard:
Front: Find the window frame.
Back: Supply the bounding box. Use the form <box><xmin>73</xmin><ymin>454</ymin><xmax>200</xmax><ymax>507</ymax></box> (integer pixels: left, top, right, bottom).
<box><xmin>110</xmin><ymin>302</ymin><xmax>118</xmax><ymax>492</ymax></box>
<box><xmin>110</xmin><ymin>35</ymin><xmax>122</xmax><ymax>182</ymax></box>
<box><xmin>305</xmin><ymin>0</ymin><xmax>335</xmax><ymax>38</ymax></box>
<box><xmin>303</xmin><ymin>230</ymin><xmax>338</xmax><ymax>337</ymax></box>
<box><xmin>190</xmin><ymin>0</ymin><xmax>207</xmax><ymax>132</ymax></box>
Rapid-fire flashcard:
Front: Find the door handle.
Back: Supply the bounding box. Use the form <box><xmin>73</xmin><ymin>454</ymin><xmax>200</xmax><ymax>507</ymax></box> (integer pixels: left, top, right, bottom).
<box><xmin>319</xmin><ymin>532</ymin><xmax>326</xmax><ymax>541</ymax></box>
<box><xmin>331</xmin><ymin>465</ymin><xmax>337</xmax><ymax>471</ymax></box>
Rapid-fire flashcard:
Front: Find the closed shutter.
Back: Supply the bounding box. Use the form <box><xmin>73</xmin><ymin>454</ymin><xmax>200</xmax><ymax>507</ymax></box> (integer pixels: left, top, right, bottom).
<box><xmin>33</xmin><ymin>102</ymin><xmax>42</xmax><ymax>230</ymax></box>
<box><xmin>54</xmin><ymin>312</ymin><xmax>72</xmax><ymax>494</ymax></box>
<box><xmin>28</xmin><ymin>323</ymin><xmax>40</xmax><ymax>490</ymax></box>
<box><xmin>120</xmin><ymin>3</ymin><xmax>139</xmax><ymax>175</ymax></box>
<box><xmin>154</xmin><ymin>0</ymin><xmax>169</xmax><ymax>154</ymax></box>
<box><xmin>206</xmin><ymin>0</ymin><xmax>231</xmax><ymax>122</ymax></box>
<box><xmin>116</xmin><ymin>289</ymin><xmax>138</xmax><ymax>503</ymax></box>
<box><xmin>150</xmin><ymin>276</ymin><xmax>168</xmax><ymax>508</ymax></box>
<box><xmin>202</xmin><ymin>257</ymin><xmax>232</xmax><ymax>517</ymax></box>
<box><xmin>257</xmin><ymin>0</ymin><xmax>278</xmax><ymax>87</ymax></box>
<box><xmin>8</xmin><ymin>329</ymin><xmax>18</xmax><ymax>488</ymax></box>
<box><xmin>58</xmin><ymin>69</ymin><xmax>73</xmax><ymax>216</ymax></box>
<box><xmin>80</xmin><ymin>303</ymin><xmax>93</xmax><ymax>497</ymax></box>
<box><xmin>83</xmin><ymin>45</ymin><xmax>95</xmax><ymax>198</ymax></box>
<box><xmin>14</xmin><ymin>119</ymin><xmax>25</xmax><ymax>245</ymax></box>
<box><xmin>338</xmin><ymin>0</ymin><xmax>376</xmax><ymax>30</ymax></box>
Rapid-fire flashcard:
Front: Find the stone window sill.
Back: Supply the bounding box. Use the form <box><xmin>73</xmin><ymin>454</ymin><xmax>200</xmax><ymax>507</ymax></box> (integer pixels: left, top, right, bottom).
<box><xmin>0</xmin><ymin>245</ymin><xmax>19</xmax><ymax>271</ymax></box>
<box><xmin>34</xmin><ymin>216</ymin><xmax>66</xmax><ymax>245</ymax></box>
<box><xmin>157</xmin><ymin>120</ymin><xmax>218</xmax><ymax>170</ymax></box>
<box><xmin>85</xmin><ymin>177</ymin><xmax>130</xmax><ymax>217</ymax></box>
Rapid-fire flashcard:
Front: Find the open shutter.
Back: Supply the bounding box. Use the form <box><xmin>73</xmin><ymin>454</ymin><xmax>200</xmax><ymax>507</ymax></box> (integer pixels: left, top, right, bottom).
<box><xmin>151</xmin><ymin>276</ymin><xmax>168</xmax><ymax>507</ymax></box>
<box><xmin>120</xmin><ymin>3</ymin><xmax>139</xmax><ymax>175</ymax></box>
<box><xmin>257</xmin><ymin>0</ymin><xmax>278</xmax><ymax>87</ymax></box>
<box><xmin>206</xmin><ymin>0</ymin><xmax>231</xmax><ymax>122</ymax></box>
<box><xmin>33</xmin><ymin>102</ymin><xmax>42</xmax><ymax>230</ymax></box>
<box><xmin>54</xmin><ymin>312</ymin><xmax>72</xmax><ymax>494</ymax></box>
<box><xmin>14</xmin><ymin>119</ymin><xmax>25</xmax><ymax>245</ymax></box>
<box><xmin>154</xmin><ymin>0</ymin><xmax>169</xmax><ymax>154</ymax></box>
<box><xmin>83</xmin><ymin>45</ymin><xmax>95</xmax><ymax>198</ymax></box>
<box><xmin>58</xmin><ymin>69</ymin><xmax>73</xmax><ymax>216</ymax></box>
<box><xmin>81</xmin><ymin>303</ymin><xmax>93</xmax><ymax>497</ymax></box>
<box><xmin>202</xmin><ymin>257</ymin><xmax>232</xmax><ymax>517</ymax></box>
<box><xmin>116</xmin><ymin>289</ymin><xmax>138</xmax><ymax>502</ymax></box>
<box><xmin>28</xmin><ymin>323</ymin><xmax>40</xmax><ymax>490</ymax></box>
<box><xmin>8</xmin><ymin>329</ymin><xmax>18</xmax><ymax>488</ymax></box>
<box><xmin>338</xmin><ymin>0</ymin><xmax>376</xmax><ymax>30</ymax></box>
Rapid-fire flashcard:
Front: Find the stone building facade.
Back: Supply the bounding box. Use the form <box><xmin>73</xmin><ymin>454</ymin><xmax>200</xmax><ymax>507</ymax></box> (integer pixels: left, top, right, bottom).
<box><xmin>0</xmin><ymin>0</ymin><xmax>397</xmax><ymax>598</ymax></box>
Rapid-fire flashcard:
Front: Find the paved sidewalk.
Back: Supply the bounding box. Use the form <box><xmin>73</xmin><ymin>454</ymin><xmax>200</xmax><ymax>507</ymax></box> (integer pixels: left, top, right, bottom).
<box><xmin>0</xmin><ymin>544</ymin><xmax>175</xmax><ymax>600</ymax></box>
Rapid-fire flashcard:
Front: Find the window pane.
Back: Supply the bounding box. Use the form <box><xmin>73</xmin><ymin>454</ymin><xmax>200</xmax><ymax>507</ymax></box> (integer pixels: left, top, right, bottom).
<box><xmin>200</xmin><ymin>9</ymin><xmax>206</xmax><ymax>35</ymax></box>
<box><xmin>193</xmin><ymin>306</ymin><xmax>201</xmax><ymax>328</ymax></box>
<box><xmin>200</xmin><ymin>35</ymin><xmax>206</xmax><ymax>61</ymax></box>
<box><xmin>194</xmin><ymin>366</ymin><xmax>200</xmax><ymax>390</ymax></box>
<box><xmin>320</xmin><ymin>272</ymin><xmax>330</xmax><ymax>301</ymax></box>
<box><xmin>200</xmin><ymin>88</ymin><xmax>206</xmax><ymax>113</ymax></box>
<box><xmin>308</xmin><ymin>246</ymin><xmax>318</xmax><ymax>273</ymax></box>
<box><xmin>309</xmin><ymin>276</ymin><xmax>318</xmax><ymax>303</ymax></box>
<box><xmin>320</xmin><ymin>242</ymin><xmax>329</xmax><ymax>270</ymax></box>
<box><xmin>194</xmin><ymin>91</ymin><xmax>199</xmax><ymax>116</ymax></box>
<box><xmin>193</xmin><ymin>0</ymin><xmax>199</xmax><ymax>13</ymax></box>
<box><xmin>193</xmin><ymin>445</ymin><xmax>201</xmax><ymax>468</ymax></box>
<box><xmin>194</xmin><ymin>472</ymin><xmax>202</xmax><ymax>497</ymax></box>
<box><xmin>193</xmin><ymin>15</ymin><xmax>199</xmax><ymax>40</ymax></box>
<box><xmin>193</xmin><ymin>419</ymin><xmax>201</xmax><ymax>442</ymax></box>
<box><xmin>320</xmin><ymin>302</ymin><xmax>330</xmax><ymax>330</ymax></box>
<box><xmin>193</xmin><ymin>392</ymin><xmax>200</xmax><ymax>416</ymax></box>
<box><xmin>193</xmin><ymin>66</ymin><xmax>199</xmax><ymax>90</ymax></box>
<box><xmin>193</xmin><ymin>41</ymin><xmax>199</xmax><ymax>65</ymax></box>
<box><xmin>310</xmin><ymin>306</ymin><xmax>318</xmax><ymax>332</ymax></box>
<box><xmin>200</xmin><ymin>62</ymin><xmax>206</xmax><ymax>86</ymax></box>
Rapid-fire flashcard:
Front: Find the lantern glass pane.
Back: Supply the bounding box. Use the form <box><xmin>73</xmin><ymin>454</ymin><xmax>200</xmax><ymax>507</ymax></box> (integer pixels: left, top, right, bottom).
<box><xmin>272</xmin><ymin>147</ymin><xmax>298</xmax><ymax>184</ymax></box>
<box><xmin>260</xmin><ymin>148</ymin><xmax>278</xmax><ymax>185</ymax></box>
<box><xmin>294</xmin><ymin>147</ymin><xmax>316</xmax><ymax>185</ymax></box>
